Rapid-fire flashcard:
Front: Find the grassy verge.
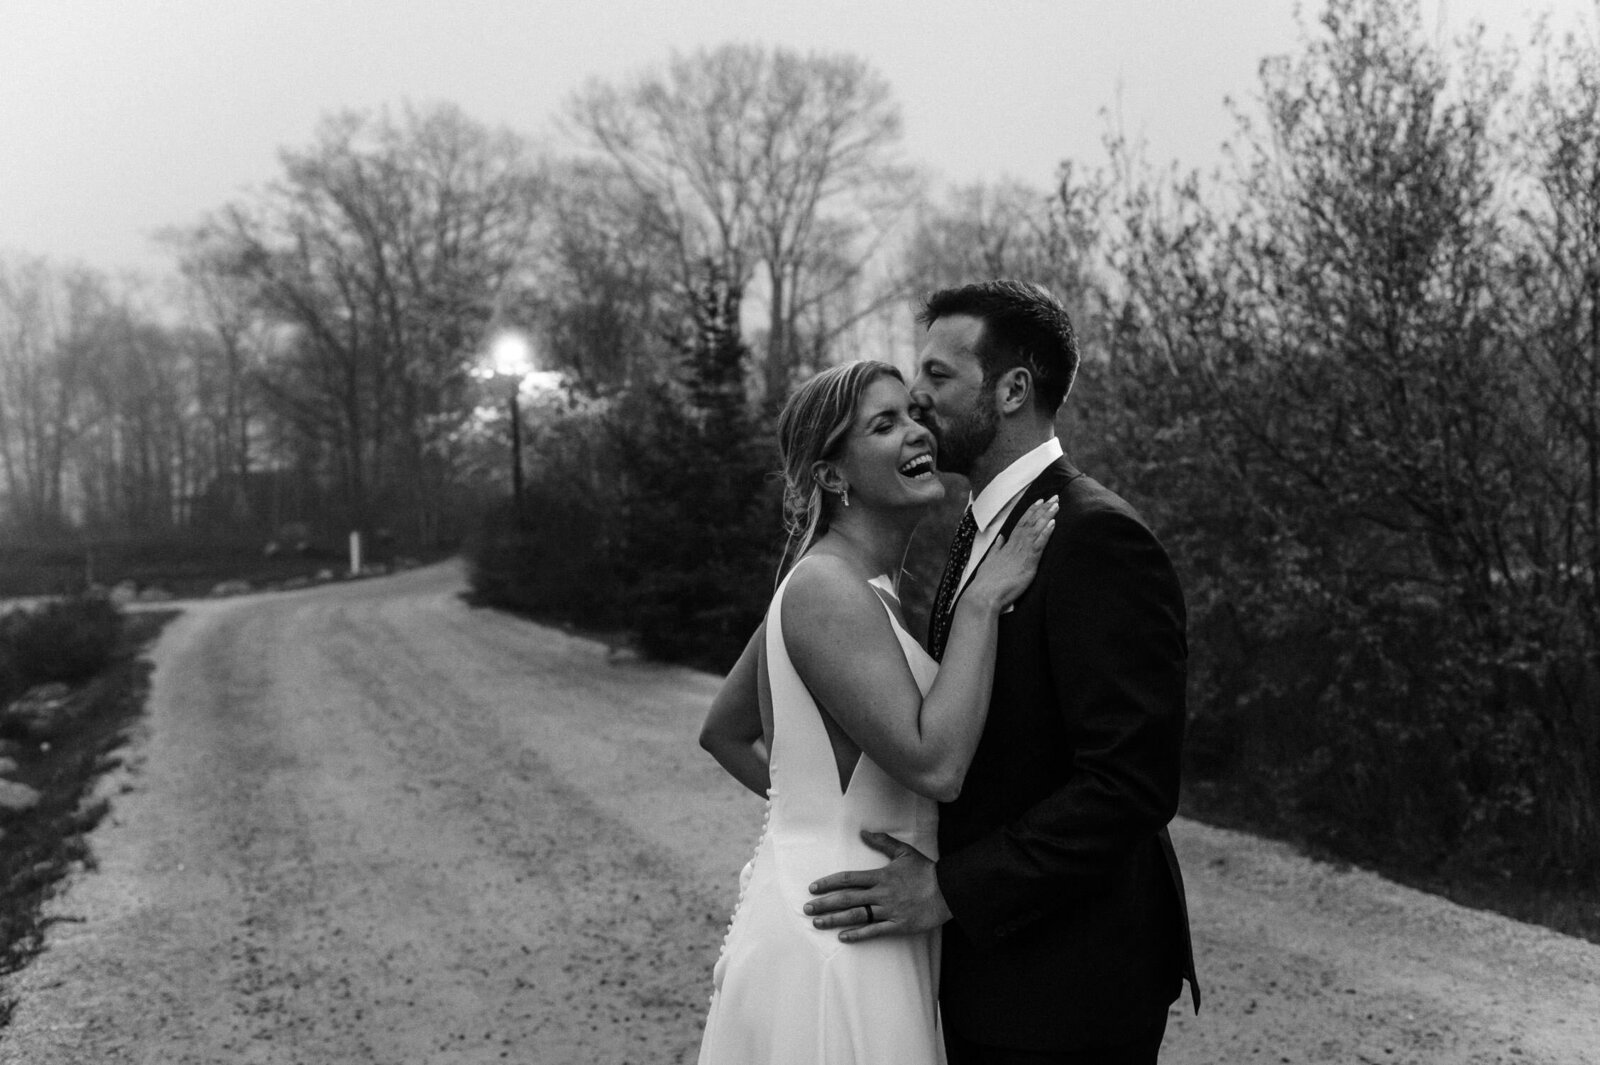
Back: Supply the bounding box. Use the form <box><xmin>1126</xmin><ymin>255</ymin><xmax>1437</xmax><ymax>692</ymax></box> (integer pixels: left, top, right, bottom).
<box><xmin>1182</xmin><ymin>782</ymin><xmax>1600</xmax><ymax>947</ymax></box>
<box><xmin>0</xmin><ymin>609</ymin><xmax>174</xmax><ymax>1029</ymax></box>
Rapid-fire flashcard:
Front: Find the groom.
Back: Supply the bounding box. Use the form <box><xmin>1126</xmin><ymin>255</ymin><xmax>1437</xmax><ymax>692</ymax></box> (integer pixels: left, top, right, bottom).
<box><xmin>805</xmin><ymin>280</ymin><xmax>1199</xmax><ymax>1064</ymax></box>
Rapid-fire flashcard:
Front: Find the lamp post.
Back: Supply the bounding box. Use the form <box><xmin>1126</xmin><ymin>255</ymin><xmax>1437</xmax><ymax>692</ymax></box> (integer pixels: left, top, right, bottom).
<box><xmin>507</xmin><ymin>383</ymin><xmax>525</xmax><ymax>516</ymax></box>
<box><xmin>487</xmin><ymin>329</ymin><xmax>535</xmax><ymax>521</ymax></box>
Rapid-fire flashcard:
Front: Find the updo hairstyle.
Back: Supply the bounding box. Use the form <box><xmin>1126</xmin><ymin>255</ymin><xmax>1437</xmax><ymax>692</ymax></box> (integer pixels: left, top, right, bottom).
<box><xmin>775</xmin><ymin>360</ymin><xmax>904</xmax><ymax>574</ymax></box>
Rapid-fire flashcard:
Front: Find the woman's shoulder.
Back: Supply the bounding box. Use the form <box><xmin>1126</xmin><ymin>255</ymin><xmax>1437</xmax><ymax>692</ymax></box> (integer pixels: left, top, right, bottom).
<box><xmin>784</xmin><ymin>551</ymin><xmax>869</xmax><ymax>601</ymax></box>
<box><xmin>781</xmin><ymin>553</ymin><xmax>885</xmax><ymax>629</ymax></box>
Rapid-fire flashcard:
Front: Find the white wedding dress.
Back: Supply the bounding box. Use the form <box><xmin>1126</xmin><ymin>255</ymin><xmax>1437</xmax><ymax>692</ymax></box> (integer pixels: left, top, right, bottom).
<box><xmin>699</xmin><ymin>567</ymin><xmax>945</xmax><ymax>1065</ymax></box>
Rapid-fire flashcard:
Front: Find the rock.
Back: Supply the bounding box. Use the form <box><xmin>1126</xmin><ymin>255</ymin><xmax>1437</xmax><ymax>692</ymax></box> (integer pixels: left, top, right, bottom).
<box><xmin>110</xmin><ymin>580</ymin><xmax>140</xmax><ymax>606</ymax></box>
<box><xmin>2</xmin><ymin>682</ymin><xmax>77</xmax><ymax>741</ymax></box>
<box><xmin>0</xmin><ymin>756</ymin><xmax>17</xmax><ymax>774</ymax></box>
<box><xmin>29</xmin><ymin>682</ymin><xmax>74</xmax><ymax>702</ymax></box>
<box><xmin>315</xmin><ymin>569</ymin><xmax>337</xmax><ymax>582</ymax></box>
<box><xmin>0</xmin><ymin>779</ymin><xmax>41</xmax><ymax>814</ymax></box>
<box><xmin>210</xmin><ymin>580</ymin><xmax>252</xmax><ymax>598</ymax></box>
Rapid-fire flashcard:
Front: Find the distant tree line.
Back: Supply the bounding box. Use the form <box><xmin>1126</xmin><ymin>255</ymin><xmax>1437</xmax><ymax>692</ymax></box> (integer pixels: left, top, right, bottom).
<box><xmin>1</xmin><ymin>104</ymin><xmax>544</xmax><ymax>551</ymax></box>
<box><xmin>2</xmin><ymin>1</ymin><xmax>1594</xmax><ymax>922</ymax></box>
<box><xmin>1</xmin><ymin>46</ymin><xmax>911</xmax><ymax>555</ymax></box>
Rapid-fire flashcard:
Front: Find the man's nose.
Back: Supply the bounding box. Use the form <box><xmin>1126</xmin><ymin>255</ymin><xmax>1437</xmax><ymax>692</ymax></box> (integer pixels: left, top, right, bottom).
<box><xmin>908</xmin><ymin>387</ymin><xmax>932</xmax><ymax>419</ymax></box>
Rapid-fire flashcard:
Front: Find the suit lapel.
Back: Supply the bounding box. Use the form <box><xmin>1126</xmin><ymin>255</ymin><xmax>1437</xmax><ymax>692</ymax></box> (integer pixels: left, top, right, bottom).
<box><xmin>952</xmin><ymin>458</ymin><xmax>1083</xmax><ymax>611</ymax></box>
<box><xmin>995</xmin><ymin>457</ymin><xmax>1081</xmax><ymax>541</ymax></box>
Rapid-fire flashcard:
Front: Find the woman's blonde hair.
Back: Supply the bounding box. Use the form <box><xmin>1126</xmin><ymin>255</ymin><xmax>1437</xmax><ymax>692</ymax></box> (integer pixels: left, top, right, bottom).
<box><xmin>775</xmin><ymin>360</ymin><xmax>904</xmax><ymax>576</ymax></box>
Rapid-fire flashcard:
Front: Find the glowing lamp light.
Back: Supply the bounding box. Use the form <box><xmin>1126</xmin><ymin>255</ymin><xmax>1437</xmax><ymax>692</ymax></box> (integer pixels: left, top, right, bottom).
<box><xmin>488</xmin><ymin>329</ymin><xmax>535</xmax><ymax>379</ymax></box>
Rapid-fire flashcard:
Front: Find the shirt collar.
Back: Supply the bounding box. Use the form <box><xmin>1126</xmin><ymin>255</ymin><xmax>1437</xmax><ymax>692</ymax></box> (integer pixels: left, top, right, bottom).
<box><xmin>969</xmin><ymin>437</ymin><xmax>1064</xmax><ymax>531</ymax></box>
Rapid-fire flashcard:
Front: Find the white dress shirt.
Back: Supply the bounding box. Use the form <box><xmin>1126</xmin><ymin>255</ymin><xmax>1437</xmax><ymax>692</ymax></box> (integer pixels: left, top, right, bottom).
<box><xmin>955</xmin><ymin>437</ymin><xmax>1064</xmax><ymax>600</ymax></box>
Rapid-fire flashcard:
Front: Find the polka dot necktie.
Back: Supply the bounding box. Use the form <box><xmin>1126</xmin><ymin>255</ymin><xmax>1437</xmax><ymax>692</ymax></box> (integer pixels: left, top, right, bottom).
<box><xmin>927</xmin><ymin>507</ymin><xmax>978</xmax><ymax>662</ymax></box>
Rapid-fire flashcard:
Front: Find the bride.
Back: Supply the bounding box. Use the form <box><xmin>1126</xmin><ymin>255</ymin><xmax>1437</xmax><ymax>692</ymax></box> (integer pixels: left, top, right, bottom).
<box><xmin>697</xmin><ymin>360</ymin><xmax>1056</xmax><ymax>1064</ymax></box>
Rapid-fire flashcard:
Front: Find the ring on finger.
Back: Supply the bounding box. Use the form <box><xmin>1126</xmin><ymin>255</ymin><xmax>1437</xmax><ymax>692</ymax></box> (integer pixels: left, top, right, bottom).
<box><xmin>864</xmin><ymin>903</ymin><xmax>875</xmax><ymax>923</ymax></box>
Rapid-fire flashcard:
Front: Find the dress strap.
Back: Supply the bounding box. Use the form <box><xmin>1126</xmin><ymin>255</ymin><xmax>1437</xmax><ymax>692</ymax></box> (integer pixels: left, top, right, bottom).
<box><xmin>781</xmin><ymin>557</ymin><xmax>911</xmax><ymax>643</ymax></box>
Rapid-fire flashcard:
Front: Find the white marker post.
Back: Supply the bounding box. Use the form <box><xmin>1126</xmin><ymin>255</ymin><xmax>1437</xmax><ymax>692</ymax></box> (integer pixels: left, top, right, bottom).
<box><xmin>349</xmin><ymin>531</ymin><xmax>362</xmax><ymax>576</ymax></box>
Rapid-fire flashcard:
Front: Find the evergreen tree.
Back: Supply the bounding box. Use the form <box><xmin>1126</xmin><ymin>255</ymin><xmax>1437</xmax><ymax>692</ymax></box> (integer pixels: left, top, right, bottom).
<box><xmin>610</xmin><ymin>264</ymin><xmax>782</xmax><ymax>668</ymax></box>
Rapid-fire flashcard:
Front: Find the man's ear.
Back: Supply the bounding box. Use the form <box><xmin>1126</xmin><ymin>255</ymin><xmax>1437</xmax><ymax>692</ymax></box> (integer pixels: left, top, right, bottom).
<box><xmin>995</xmin><ymin>367</ymin><xmax>1033</xmax><ymax>415</ymax></box>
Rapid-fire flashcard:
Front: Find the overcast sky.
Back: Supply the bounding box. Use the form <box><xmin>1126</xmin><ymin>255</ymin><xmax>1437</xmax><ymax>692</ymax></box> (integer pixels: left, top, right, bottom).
<box><xmin>2</xmin><ymin>0</ymin><xmax>1593</xmax><ymax>280</ymax></box>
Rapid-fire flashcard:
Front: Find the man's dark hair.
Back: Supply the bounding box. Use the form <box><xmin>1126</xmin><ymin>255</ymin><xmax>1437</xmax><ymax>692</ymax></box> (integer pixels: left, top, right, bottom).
<box><xmin>917</xmin><ymin>280</ymin><xmax>1079</xmax><ymax>415</ymax></box>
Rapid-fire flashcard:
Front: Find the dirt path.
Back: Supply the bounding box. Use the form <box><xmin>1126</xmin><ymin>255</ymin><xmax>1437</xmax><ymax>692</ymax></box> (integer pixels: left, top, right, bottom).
<box><xmin>0</xmin><ymin>562</ymin><xmax>1595</xmax><ymax>1063</ymax></box>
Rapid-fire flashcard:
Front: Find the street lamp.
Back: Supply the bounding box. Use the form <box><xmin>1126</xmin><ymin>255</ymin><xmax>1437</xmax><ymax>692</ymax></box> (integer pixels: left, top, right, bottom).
<box><xmin>487</xmin><ymin>329</ymin><xmax>535</xmax><ymax>518</ymax></box>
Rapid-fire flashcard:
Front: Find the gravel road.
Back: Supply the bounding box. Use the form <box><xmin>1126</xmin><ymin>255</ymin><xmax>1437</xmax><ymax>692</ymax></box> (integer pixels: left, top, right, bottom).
<box><xmin>0</xmin><ymin>561</ymin><xmax>1595</xmax><ymax>1064</ymax></box>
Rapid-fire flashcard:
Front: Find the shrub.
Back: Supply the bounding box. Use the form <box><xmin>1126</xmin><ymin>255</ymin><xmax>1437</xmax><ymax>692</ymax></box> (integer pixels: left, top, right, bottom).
<box><xmin>467</xmin><ymin>489</ymin><xmax>627</xmax><ymax>631</ymax></box>
<box><xmin>0</xmin><ymin>644</ymin><xmax>21</xmax><ymax>710</ymax></box>
<box><xmin>0</xmin><ymin>597</ymin><xmax>123</xmax><ymax>691</ymax></box>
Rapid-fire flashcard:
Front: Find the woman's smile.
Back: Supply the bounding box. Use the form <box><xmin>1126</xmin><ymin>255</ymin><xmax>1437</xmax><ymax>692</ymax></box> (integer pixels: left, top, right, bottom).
<box><xmin>898</xmin><ymin>453</ymin><xmax>936</xmax><ymax>480</ymax></box>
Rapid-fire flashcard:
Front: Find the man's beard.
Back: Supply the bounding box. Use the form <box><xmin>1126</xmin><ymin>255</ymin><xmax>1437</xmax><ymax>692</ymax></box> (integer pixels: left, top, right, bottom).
<box><xmin>931</xmin><ymin>399</ymin><xmax>998</xmax><ymax>478</ymax></box>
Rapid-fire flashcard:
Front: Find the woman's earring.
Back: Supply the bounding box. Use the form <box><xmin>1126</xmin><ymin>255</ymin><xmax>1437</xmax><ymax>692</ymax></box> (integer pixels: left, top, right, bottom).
<box><xmin>840</xmin><ymin>485</ymin><xmax>850</xmax><ymax>508</ymax></box>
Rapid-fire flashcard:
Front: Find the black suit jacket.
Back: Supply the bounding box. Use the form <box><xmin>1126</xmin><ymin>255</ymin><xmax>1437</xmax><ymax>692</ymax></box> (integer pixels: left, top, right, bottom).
<box><xmin>935</xmin><ymin>458</ymin><xmax>1200</xmax><ymax>1051</ymax></box>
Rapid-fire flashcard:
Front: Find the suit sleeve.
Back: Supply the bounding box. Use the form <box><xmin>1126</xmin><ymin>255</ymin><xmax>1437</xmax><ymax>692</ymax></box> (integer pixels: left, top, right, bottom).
<box><xmin>936</xmin><ymin>507</ymin><xmax>1188</xmax><ymax>949</ymax></box>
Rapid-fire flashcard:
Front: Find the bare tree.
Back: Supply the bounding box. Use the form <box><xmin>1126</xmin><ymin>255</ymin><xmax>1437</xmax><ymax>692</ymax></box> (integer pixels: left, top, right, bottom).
<box><xmin>73</xmin><ymin>298</ymin><xmax>190</xmax><ymax>530</ymax></box>
<box><xmin>1508</xmin><ymin>20</ymin><xmax>1600</xmax><ymax>644</ymax></box>
<box><xmin>526</xmin><ymin>158</ymin><xmax>677</xmax><ymax>393</ymax></box>
<box><xmin>567</xmin><ymin>44</ymin><xmax>919</xmax><ymax>398</ymax></box>
<box><xmin>0</xmin><ymin>258</ymin><xmax>234</xmax><ymax>536</ymax></box>
<box><xmin>183</xmin><ymin>103</ymin><xmax>545</xmax><ymax>543</ymax></box>
<box><xmin>906</xmin><ymin>168</ymin><xmax>1104</xmax><ymax>336</ymax></box>
<box><xmin>168</xmin><ymin>241</ymin><xmax>269</xmax><ymax>527</ymax></box>
<box><xmin>0</xmin><ymin>259</ymin><xmax>98</xmax><ymax>531</ymax></box>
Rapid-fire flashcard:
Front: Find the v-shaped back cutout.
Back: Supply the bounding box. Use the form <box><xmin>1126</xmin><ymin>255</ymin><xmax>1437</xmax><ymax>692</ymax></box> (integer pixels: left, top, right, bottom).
<box><xmin>817</xmin><ymin>700</ymin><xmax>862</xmax><ymax>796</ymax></box>
<box><xmin>816</xmin><ymin>579</ymin><xmax>903</xmax><ymax>795</ymax></box>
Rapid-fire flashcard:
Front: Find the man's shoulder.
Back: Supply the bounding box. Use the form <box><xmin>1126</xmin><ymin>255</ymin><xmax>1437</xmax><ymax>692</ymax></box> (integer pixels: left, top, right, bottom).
<box><xmin>1033</xmin><ymin>462</ymin><xmax>1143</xmax><ymax>521</ymax></box>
